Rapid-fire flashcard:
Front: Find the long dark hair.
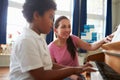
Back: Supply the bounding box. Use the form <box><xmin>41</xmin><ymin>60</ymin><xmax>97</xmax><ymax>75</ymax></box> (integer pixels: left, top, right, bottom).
<box><xmin>54</xmin><ymin>16</ymin><xmax>76</xmax><ymax>60</ymax></box>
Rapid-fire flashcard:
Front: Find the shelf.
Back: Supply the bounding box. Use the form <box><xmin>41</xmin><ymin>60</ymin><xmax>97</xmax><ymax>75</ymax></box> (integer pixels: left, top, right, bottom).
<box><xmin>0</xmin><ymin>55</ymin><xmax>10</xmax><ymax>67</ymax></box>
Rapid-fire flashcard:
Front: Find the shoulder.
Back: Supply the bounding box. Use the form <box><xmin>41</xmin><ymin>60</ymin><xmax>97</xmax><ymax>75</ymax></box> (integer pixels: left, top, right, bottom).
<box><xmin>48</xmin><ymin>41</ymin><xmax>56</xmax><ymax>49</ymax></box>
<box><xmin>70</xmin><ymin>35</ymin><xmax>80</xmax><ymax>47</ymax></box>
<box><xmin>70</xmin><ymin>35</ymin><xmax>79</xmax><ymax>40</ymax></box>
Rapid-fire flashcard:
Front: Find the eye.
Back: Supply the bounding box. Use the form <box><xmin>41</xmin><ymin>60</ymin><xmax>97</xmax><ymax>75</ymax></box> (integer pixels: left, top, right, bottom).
<box><xmin>68</xmin><ymin>25</ymin><xmax>71</xmax><ymax>28</ymax></box>
<box><xmin>50</xmin><ymin>15</ymin><xmax>54</xmax><ymax>22</ymax></box>
<box><xmin>61</xmin><ymin>25</ymin><xmax>66</xmax><ymax>28</ymax></box>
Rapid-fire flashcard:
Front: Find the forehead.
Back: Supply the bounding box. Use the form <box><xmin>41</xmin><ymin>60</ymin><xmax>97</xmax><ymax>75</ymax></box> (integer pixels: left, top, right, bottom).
<box><xmin>44</xmin><ymin>9</ymin><xmax>55</xmax><ymax>16</ymax></box>
<box><xmin>59</xmin><ymin>19</ymin><xmax>70</xmax><ymax>25</ymax></box>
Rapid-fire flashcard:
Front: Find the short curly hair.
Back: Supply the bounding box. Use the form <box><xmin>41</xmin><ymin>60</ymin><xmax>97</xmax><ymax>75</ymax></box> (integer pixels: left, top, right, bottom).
<box><xmin>22</xmin><ymin>0</ymin><xmax>56</xmax><ymax>23</ymax></box>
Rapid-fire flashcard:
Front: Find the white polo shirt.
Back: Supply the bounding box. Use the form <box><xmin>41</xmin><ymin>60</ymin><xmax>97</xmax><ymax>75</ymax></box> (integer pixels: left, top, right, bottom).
<box><xmin>9</xmin><ymin>27</ymin><xmax>53</xmax><ymax>80</ymax></box>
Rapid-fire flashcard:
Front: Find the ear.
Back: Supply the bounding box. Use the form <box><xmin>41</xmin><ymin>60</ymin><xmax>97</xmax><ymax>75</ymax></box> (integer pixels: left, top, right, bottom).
<box><xmin>54</xmin><ymin>28</ymin><xmax>58</xmax><ymax>37</ymax></box>
<box><xmin>54</xmin><ymin>28</ymin><xmax>57</xmax><ymax>33</ymax></box>
<box><xmin>33</xmin><ymin>11</ymin><xmax>41</xmax><ymax>20</ymax></box>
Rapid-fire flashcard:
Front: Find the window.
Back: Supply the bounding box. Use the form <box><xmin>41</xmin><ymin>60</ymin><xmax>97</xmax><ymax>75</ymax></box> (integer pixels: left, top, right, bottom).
<box><xmin>9</xmin><ymin>0</ymin><xmax>25</xmax><ymax>4</ymax></box>
<box><xmin>7</xmin><ymin>7</ymin><xmax>28</xmax><ymax>43</ymax></box>
<box><xmin>87</xmin><ymin>0</ymin><xmax>104</xmax><ymax>15</ymax></box>
<box><xmin>7</xmin><ymin>0</ymin><xmax>73</xmax><ymax>43</ymax></box>
<box><xmin>54</xmin><ymin>0</ymin><xmax>73</xmax><ymax>21</ymax></box>
<box><xmin>7</xmin><ymin>0</ymin><xmax>28</xmax><ymax>44</ymax></box>
<box><xmin>53</xmin><ymin>0</ymin><xmax>73</xmax><ymax>40</ymax></box>
<box><xmin>55</xmin><ymin>0</ymin><xmax>71</xmax><ymax>11</ymax></box>
<box><xmin>87</xmin><ymin>0</ymin><xmax>106</xmax><ymax>40</ymax></box>
<box><xmin>7</xmin><ymin>0</ymin><xmax>106</xmax><ymax>43</ymax></box>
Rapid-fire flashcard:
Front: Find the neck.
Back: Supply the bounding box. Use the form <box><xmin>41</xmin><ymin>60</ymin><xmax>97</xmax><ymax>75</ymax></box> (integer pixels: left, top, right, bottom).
<box><xmin>29</xmin><ymin>24</ymin><xmax>41</xmax><ymax>35</ymax></box>
<box><xmin>56</xmin><ymin>38</ymin><xmax>67</xmax><ymax>47</ymax></box>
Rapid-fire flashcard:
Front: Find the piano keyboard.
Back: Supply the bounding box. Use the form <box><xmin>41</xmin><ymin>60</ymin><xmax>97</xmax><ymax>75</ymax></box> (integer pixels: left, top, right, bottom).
<box><xmin>90</xmin><ymin>61</ymin><xmax>103</xmax><ymax>80</ymax></box>
<box><xmin>89</xmin><ymin>61</ymin><xmax>120</xmax><ymax>80</ymax></box>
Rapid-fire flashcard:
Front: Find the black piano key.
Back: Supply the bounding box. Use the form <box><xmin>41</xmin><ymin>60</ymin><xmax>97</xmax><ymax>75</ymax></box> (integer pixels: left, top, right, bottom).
<box><xmin>95</xmin><ymin>61</ymin><xmax>120</xmax><ymax>80</ymax></box>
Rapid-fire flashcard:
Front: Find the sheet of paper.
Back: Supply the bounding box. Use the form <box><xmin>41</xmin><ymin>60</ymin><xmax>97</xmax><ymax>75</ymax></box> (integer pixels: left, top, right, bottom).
<box><xmin>112</xmin><ymin>25</ymin><xmax>120</xmax><ymax>42</ymax></box>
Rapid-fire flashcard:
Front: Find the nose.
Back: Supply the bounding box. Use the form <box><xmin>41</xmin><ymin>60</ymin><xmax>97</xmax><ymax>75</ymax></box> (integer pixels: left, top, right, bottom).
<box><xmin>66</xmin><ymin>27</ymin><xmax>71</xmax><ymax>31</ymax></box>
<box><xmin>65</xmin><ymin>28</ymin><xmax>71</xmax><ymax>34</ymax></box>
<box><xmin>51</xmin><ymin>19</ymin><xmax>54</xmax><ymax>27</ymax></box>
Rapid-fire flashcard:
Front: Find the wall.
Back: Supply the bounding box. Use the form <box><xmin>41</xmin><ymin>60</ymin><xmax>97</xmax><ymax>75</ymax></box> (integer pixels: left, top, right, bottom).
<box><xmin>112</xmin><ymin>0</ymin><xmax>120</xmax><ymax>32</ymax></box>
<box><xmin>0</xmin><ymin>55</ymin><xmax>10</xmax><ymax>66</ymax></box>
<box><xmin>117</xmin><ymin>2</ymin><xmax>120</xmax><ymax>26</ymax></box>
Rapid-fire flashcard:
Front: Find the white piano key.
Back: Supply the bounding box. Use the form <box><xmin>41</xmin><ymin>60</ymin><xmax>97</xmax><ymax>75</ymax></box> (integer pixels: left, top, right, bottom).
<box><xmin>91</xmin><ymin>71</ymin><xmax>103</xmax><ymax>80</ymax></box>
<box><xmin>91</xmin><ymin>67</ymin><xmax>99</xmax><ymax>71</ymax></box>
<box><xmin>89</xmin><ymin>61</ymin><xmax>98</xmax><ymax>68</ymax></box>
<box><xmin>89</xmin><ymin>61</ymin><xmax>103</xmax><ymax>80</ymax></box>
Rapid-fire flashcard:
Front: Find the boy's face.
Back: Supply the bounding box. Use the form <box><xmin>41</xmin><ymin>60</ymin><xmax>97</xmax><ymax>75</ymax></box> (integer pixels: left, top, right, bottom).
<box><xmin>33</xmin><ymin>9</ymin><xmax>55</xmax><ymax>34</ymax></box>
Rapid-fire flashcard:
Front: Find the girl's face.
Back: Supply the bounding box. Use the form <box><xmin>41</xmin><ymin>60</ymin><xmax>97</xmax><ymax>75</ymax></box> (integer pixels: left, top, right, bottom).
<box><xmin>55</xmin><ymin>19</ymin><xmax>71</xmax><ymax>39</ymax></box>
<box><xmin>33</xmin><ymin>9</ymin><xmax>55</xmax><ymax>34</ymax></box>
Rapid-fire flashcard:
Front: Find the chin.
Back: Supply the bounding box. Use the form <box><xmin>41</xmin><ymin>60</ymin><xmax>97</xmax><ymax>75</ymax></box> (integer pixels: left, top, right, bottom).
<box><xmin>46</xmin><ymin>31</ymin><xmax>51</xmax><ymax>34</ymax></box>
<box><xmin>62</xmin><ymin>37</ymin><xmax>69</xmax><ymax>39</ymax></box>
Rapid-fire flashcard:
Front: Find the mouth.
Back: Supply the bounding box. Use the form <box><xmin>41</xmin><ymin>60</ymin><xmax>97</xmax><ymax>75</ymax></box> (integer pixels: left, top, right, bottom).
<box><xmin>64</xmin><ymin>32</ymin><xmax>70</xmax><ymax>36</ymax></box>
<box><xmin>62</xmin><ymin>33</ymin><xmax>70</xmax><ymax>38</ymax></box>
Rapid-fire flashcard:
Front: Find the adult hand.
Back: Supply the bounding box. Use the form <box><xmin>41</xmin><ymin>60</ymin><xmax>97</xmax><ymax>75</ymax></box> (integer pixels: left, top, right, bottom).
<box><xmin>104</xmin><ymin>33</ymin><xmax>114</xmax><ymax>43</ymax></box>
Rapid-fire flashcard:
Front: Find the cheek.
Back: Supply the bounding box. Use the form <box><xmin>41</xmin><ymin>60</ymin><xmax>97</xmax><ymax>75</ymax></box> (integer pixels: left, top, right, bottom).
<box><xmin>58</xmin><ymin>30</ymin><xmax>65</xmax><ymax>36</ymax></box>
<box><xmin>41</xmin><ymin>20</ymin><xmax>50</xmax><ymax>28</ymax></box>
<box><xmin>45</xmin><ymin>19</ymin><xmax>53</xmax><ymax>27</ymax></box>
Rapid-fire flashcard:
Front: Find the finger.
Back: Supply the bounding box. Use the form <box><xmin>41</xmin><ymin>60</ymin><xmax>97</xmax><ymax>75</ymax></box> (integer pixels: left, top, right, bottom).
<box><xmin>107</xmin><ymin>36</ymin><xmax>112</xmax><ymax>40</ymax></box>
<box><xmin>82</xmin><ymin>67</ymin><xmax>97</xmax><ymax>73</ymax></box>
<box><xmin>84</xmin><ymin>62</ymin><xmax>93</xmax><ymax>67</ymax></box>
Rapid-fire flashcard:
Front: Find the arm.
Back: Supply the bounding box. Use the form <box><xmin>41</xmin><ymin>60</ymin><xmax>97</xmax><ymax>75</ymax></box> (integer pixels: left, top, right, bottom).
<box><xmin>52</xmin><ymin>63</ymin><xmax>65</xmax><ymax>69</ymax></box>
<box><xmin>29</xmin><ymin>63</ymin><xmax>95</xmax><ymax>80</ymax></box>
<box><xmin>29</xmin><ymin>66</ymin><xmax>81</xmax><ymax>80</ymax></box>
<box><xmin>77</xmin><ymin>34</ymin><xmax>114</xmax><ymax>51</ymax></box>
<box><xmin>76</xmin><ymin>39</ymin><xmax>104</xmax><ymax>51</ymax></box>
